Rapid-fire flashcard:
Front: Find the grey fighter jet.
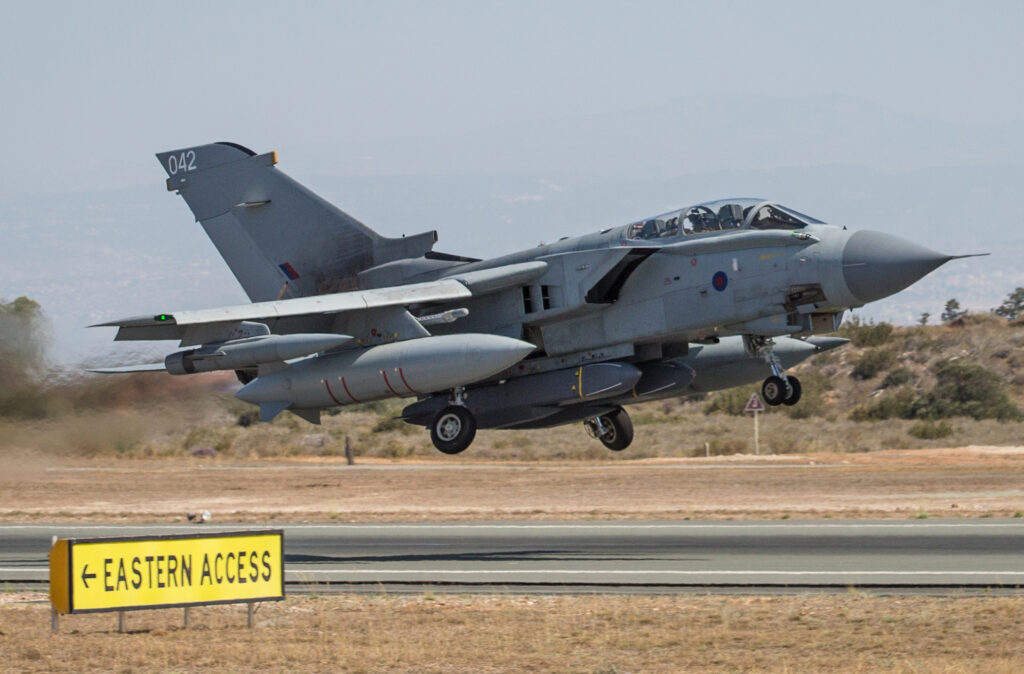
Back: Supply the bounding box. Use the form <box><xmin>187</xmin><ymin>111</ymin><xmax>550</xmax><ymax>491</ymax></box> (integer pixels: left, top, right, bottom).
<box><xmin>94</xmin><ymin>142</ymin><xmax>974</xmax><ymax>454</ymax></box>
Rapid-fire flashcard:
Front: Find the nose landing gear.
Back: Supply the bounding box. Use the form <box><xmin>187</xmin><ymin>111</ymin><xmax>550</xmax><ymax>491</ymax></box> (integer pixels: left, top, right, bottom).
<box><xmin>584</xmin><ymin>407</ymin><xmax>634</xmax><ymax>451</ymax></box>
<box><xmin>745</xmin><ymin>335</ymin><xmax>802</xmax><ymax>407</ymax></box>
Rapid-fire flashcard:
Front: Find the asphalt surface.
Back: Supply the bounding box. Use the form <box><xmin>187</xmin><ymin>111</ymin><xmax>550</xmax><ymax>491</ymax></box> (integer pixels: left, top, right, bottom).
<box><xmin>2</xmin><ymin>521</ymin><xmax>1023</xmax><ymax>594</ymax></box>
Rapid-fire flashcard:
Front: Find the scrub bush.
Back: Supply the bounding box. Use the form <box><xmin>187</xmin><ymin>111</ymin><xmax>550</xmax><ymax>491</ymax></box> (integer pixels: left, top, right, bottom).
<box><xmin>838</xmin><ymin>317</ymin><xmax>893</xmax><ymax>347</ymax></box>
<box><xmin>910</xmin><ymin>361</ymin><xmax>1023</xmax><ymax>421</ymax></box>
<box><xmin>908</xmin><ymin>420</ymin><xmax>954</xmax><ymax>439</ymax></box>
<box><xmin>851</xmin><ymin>349</ymin><xmax>896</xmax><ymax>380</ymax></box>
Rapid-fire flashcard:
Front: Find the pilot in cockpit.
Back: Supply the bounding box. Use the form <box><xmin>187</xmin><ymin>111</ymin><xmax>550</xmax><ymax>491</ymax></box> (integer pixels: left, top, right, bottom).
<box><xmin>663</xmin><ymin>216</ymin><xmax>680</xmax><ymax>237</ymax></box>
<box><xmin>687</xmin><ymin>207</ymin><xmax>717</xmax><ymax>233</ymax></box>
<box><xmin>639</xmin><ymin>220</ymin><xmax>658</xmax><ymax>238</ymax></box>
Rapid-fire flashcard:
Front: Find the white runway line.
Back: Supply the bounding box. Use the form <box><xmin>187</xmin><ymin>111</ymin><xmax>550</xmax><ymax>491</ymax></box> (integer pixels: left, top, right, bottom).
<box><xmin>284</xmin><ymin>569</ymin><xmax>1024</xmax><ymax>576</ymax></box>
<box><xmin>7</xmin><ymin>568</ymin><xmax>1024</xmax><ymax>577</ymax></box>
<box><xmin>4</xmin><ymin>522</ymin><xmax>1024</xmax><ymax>531</ymax></box>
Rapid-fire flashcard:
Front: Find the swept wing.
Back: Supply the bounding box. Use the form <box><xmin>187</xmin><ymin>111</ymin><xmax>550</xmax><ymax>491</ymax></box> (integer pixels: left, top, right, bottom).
<box><xmin>94</xmin><ymin>261</ymin><xmax>547</xmax><ymax>344</ymax></box>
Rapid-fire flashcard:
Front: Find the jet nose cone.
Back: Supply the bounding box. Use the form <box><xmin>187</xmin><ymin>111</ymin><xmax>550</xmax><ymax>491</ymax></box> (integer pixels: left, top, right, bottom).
<box><xmin>842</xmin><ymin>230</ymin><xmax>951</xmax><ymax>304</ymax></box>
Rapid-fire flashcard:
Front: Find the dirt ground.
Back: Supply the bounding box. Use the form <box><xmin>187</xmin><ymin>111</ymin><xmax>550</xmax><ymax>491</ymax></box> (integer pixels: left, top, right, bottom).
<box><xmin>4</xmin><ymin>448</ymin><xmax>1024</xmax><ymax>672</ymax></box>
<box><xmin>4</xmin><ymin>446</ymin><xmax>1024</xmax><ymax>522</ymax></box>
<box><xmin>2</xmin><ymin>593</ymin><xmax>1022</xmax><ymax>672</ymax></box>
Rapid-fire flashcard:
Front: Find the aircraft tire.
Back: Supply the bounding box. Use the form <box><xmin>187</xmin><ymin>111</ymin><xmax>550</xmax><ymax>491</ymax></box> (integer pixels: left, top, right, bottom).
<box><xmin>597</xmin><ymin>408</ymin><xmax>633</xmax><ymax>451</ymax></box>
<box><xmin>782</xmin><ymin>376</ymin><xmax>802</xmax><ymax>406</ymax></box>
<box><xmin>762</xmin><ymin>376</ymin><xmax>787</xmax><ymax>406</ymax></box>
<box><xmin>430</xmin><ymin>405</ymin><xmax>477</xmax><ymax>454</ymax></box>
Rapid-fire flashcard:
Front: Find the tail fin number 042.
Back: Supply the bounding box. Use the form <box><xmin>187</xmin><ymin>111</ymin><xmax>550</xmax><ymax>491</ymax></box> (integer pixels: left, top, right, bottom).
<box><xmin>167</xmin><ymin>150</ymin><xmax>197</xmax><ymax>175</ymax></box>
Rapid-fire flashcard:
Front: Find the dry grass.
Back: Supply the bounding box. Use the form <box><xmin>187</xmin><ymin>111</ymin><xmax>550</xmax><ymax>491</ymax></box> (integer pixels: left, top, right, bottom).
<box><xmin>5</xmin><ymin>315</ymin><xmax>1024</xmax><ymax>463</ymax></box>
<box><xmin>7</xmin><ymin>387</ymin><xmax>1024</xmax><ymax>463</ymax></box>
<box><xmin>3</xmin><ymin>449</ymin><xmax>1024</xmax><ymax>522</ymax></box>
<box><xmin>3</xmin><ymin>317</ymin><xmax>1024</xmax><ymax>523</ymax></box>
<box><xmin>2</xmin><ymin>593</ymin><xmax>1022</xmax><ymax>673</ymax></box>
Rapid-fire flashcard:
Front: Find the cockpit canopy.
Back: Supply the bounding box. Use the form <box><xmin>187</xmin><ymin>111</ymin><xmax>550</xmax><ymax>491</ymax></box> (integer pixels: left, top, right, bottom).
<box><xmin>625</xmin><ymin>198</ymin><xmax>826</xmax><ymax>241</ymax></box>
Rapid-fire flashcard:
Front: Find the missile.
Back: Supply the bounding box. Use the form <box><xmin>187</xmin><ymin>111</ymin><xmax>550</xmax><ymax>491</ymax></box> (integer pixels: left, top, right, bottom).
<box><xmin>235</xmin><ymin>333</ymin><xmax>536</xmax><ymax>417</ymax></box>
<box><xmin>416</xmin><ymin>307</ymin><xmax>470</xmax><ymax>325</ymax></box>
<box><xmin>164</xmin><ymin>333</ymin><xmax>352</xmax><ymax>375</ymax></box>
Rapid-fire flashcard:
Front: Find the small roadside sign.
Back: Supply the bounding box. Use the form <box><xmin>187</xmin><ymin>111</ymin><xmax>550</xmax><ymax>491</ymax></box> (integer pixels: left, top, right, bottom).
<box><xmin>744</xmin><ymin>393</ymin><xmax>766</xmax><ymax>455</ymax></box>
<box><xmin>744</xmin><ymin>393</ymin><xmax>766</xmax><ymax>413</ymax></box>
<box><xmin>50</xmin><ymin>530</ymin><xmax>284</xmax><ymax>614</ymax></box>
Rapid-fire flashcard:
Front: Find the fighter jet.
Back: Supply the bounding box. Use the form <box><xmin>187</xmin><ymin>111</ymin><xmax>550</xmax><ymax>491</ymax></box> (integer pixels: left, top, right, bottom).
<box><xmin>93</xmin><ymin>142</ymin><xmax>975</xmax><ymax>454</ymax></box>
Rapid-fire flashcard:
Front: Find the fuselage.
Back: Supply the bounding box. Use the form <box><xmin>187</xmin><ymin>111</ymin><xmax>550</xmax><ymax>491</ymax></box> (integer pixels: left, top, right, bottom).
<box><xmin>411</xmin><ymin>198</ymin><xmax>948</xmax><ymax>363</ymax></box>
<box><xmin>102</xmin><ymin>144</ymin><xmax>968</xmax><ymax>453</ymax></box>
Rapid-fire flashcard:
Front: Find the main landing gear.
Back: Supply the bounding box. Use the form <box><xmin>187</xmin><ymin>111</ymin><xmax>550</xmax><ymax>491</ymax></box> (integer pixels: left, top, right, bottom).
<box><xmin>584</xmin><ymin>407</ymin><xmax>634</xmax><ymax>451</ymax></box>
<box><xmin>761</xmin><ymin>374</ymin><xmax>801</xmax><ymax>406</ymax></box>
<box><xmin>430</xmin><ymin>387</ymin><xmax>477</xmax><ymax>454</ymax></box>
<box><xmin>745</xmin><ymin>335</ymin><xmax>802</xmax><ymax>407</ymax></box>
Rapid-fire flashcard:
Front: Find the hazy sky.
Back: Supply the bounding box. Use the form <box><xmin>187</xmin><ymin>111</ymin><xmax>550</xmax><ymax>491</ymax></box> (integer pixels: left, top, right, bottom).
<box><xmin>2</xmin><ymin>1</ymin><xmax>1023</xmax><ymax>363</ymax></box>
<box><xmin>1</xmin><ymin>0</ymin><xmax>1022</xmax><ymax>196</ymax></box>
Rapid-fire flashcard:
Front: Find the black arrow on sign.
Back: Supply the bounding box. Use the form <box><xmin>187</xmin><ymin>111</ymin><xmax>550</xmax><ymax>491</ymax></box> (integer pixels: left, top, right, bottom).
<box><xmin>81</xmin><ymin>564</ymin><xmax>96</xmax><ymax>588</ymax></box>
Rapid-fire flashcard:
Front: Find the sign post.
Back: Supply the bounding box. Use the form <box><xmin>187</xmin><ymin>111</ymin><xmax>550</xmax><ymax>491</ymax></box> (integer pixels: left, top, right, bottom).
<box><xmin>744</xmin><ymin>393</ymin><xmax>766</xmax><ymax>455</ymax></box>
<box><xmin>49</xmin><ymin>530</ymin><xmax>284</xmax><ymax>630</ymax></box>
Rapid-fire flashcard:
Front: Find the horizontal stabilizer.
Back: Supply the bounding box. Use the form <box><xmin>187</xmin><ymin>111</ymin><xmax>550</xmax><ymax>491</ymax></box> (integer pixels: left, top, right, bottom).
<box><xmin>88</xmin><ymin>363</ymin><xmax>166</xmax><ymax>374</ymax></box>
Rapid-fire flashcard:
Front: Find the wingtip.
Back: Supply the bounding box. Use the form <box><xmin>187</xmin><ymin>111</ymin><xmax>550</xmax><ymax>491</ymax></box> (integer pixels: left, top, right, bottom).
<box><xmin>87</xmin><ymin>363</ymin><xmax>167</xmax><ymax>373</ymax></box>
<box><xmin>88</xmin><ymin>314</ymin><xmax>176</xmax><ymax>328</ymax></box>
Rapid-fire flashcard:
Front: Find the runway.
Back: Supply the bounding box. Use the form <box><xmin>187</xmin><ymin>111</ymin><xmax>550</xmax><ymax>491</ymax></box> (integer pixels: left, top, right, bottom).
<box><xmin>2</xmin><ymin>521</ymin><xmax>1023</xmax><ymax>594</ymax></box>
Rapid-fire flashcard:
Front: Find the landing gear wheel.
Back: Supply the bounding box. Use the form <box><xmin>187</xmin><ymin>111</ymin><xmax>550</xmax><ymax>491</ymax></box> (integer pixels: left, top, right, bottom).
<box><xmin>586</xmin><ymin>407</ymin><xmax>634</xmax><ymax>451</ymax></box>
<box><xmin>762</xmin><ymin>376</ymin><xmax>787</xmax><ymax>406</ymax></box>
<box><xmin>782</xmin><ymin>376</ymin><xmax>802</xmax><ymax>406</ymax></box>
<box><xmin>430</xmin><ymin>406</ymin><xmax>476</xmax><ymax>455</ymax></box>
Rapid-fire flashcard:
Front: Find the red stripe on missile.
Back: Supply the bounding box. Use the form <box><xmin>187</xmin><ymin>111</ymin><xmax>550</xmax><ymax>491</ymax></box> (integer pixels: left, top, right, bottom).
<box><xmin>340</xmin><ymin>377</ymin><xmax>360</xmax><ymax>403</ymax></box>
<box><xmin>323</xmin><ymin>379</ymin><xmax>344</xmax><ymax>406</ymax></box>
<box><xmin>398</xmin><ymin>367</ymin><xmax>419</xmax><ymax>394</ymax></box>
<box><xmin>381</xmin><ymin>370</ymin><xmax>402</xmax><ymax>397</ymax></box>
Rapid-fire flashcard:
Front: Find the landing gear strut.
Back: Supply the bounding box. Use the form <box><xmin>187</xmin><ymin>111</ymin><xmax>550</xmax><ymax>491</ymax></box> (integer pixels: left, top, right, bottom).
<box><xmin>745</xmin><ymin>335</ymin><xmax>802</xmax><ymax>407</ymax></box>
<box><xmin>430</xmin><ymin>387</ymin><xmax>476</xmax><ymax>454</ymax></box>
<box><xmin>584</xmin><ymin>407</ymin><xmax>634</xmax><ymax>451</ymax></box>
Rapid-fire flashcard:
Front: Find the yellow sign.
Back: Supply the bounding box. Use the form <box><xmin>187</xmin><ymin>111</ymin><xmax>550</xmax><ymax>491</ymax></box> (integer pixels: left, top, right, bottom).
<box><xmin>50</xmin><ymin>530</ymin><xmax>284</xmax><ymax>614</ymax></box>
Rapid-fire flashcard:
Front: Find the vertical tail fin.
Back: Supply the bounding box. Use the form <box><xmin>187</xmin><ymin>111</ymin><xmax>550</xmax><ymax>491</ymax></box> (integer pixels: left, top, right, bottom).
<box><xmin>156</xmin><ymin>142</ymin><xmax>437</xmax><ymax>301</ymax></box>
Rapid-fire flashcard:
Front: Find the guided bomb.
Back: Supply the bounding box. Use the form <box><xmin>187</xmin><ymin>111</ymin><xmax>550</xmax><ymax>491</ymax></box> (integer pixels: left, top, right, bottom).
<box><xmin>164</xmin><ymin>333</ymin><xmax>352</xmax><ymax>375</ymax></box>
<box><xmin>401</xmin><ymin>336</ymin><xmax>842</xmax><ymax>431</ymax></box>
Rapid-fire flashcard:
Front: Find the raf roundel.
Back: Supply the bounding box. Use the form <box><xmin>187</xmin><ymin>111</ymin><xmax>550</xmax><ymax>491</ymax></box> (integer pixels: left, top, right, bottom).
<box><xmin>712</xmin><ymin>271</ymin><xmax>728</xmax><ymax>291</ymax></box>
